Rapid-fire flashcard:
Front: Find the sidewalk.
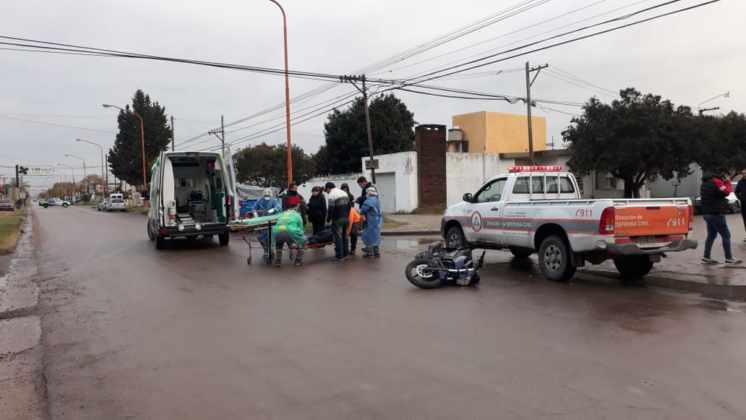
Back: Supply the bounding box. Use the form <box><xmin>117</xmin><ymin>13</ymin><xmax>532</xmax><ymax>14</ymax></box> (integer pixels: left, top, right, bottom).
<box><xmin>382</xmin><ymin>214</ymin><xmax>441</xmax><ymax>236</ymax></box>
<box><xmin>0</xmin><ymin>215</ymin><xmax>46</xmax><ymax>419</ymax></box>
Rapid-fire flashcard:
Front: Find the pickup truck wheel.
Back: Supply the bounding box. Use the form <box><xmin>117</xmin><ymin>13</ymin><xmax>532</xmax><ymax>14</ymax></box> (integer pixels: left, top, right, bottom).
<box><xmin>405</xmin><ymin>260</ymin><xmax>444</xmax><ymax>289</ymax></box>
<box><xmin>155</xmin><ymin>236</ymin><xmax>166</xmax><ymax>250</ymax></box>
<box><xmin>218</xmin><ymin>232</ymin><xmax>230</xmax><ymax>247</ymax></box>
<box><xmin>538</xmin><ymin>235</ymin><xmax>576</xmax><ymax>282</ymax></box>
<box><xmin>445</xmin><ymin>226</ymin><xmax>466</xmax><ymax>249</ymax></box>
<box><xmin>613</xmin><ymin>256</ymin><xmax>653</xmax><ymax>281</ymax></box>
<box><xmin>509</xmin><ymin>247</ymin><xmax>533</xmax><ymax>259</ymax></box>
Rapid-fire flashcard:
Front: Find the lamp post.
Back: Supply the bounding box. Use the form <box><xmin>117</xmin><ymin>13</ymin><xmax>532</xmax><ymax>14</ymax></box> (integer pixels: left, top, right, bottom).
<box><xmin>268</xmin><ymin>0</ymin><xmax>293</xmax><ymax>186</ymax></box>
<box><xmin>76</xmin><ymin>138</ymin><xmax>107</xmax><ymax>194</ymax></box>
<box><xmin>65</xmin><ymin>153</ymin><xmax>87</xmax><ymax>195</ymax></box>
<box><xmin>103</xmin><ymin>104</ymin><xmax>147</xmax><ymax>192</ymax></box>
<box><xmin>57</xmin><ymin>163</ymin><xmax>75</xmax><ymax>200</ymax></box>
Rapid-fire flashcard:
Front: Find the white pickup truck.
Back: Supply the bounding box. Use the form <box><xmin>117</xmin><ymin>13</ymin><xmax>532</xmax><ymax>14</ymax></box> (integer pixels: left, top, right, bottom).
<box><xmin>441</xmin><ymin>166</ymin><xmax>697</xmax><ymax>282</ymax></box>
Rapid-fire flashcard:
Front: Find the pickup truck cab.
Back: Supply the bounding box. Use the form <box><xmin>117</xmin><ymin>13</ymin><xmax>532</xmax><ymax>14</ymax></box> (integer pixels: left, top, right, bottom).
<box><xmin>442</xmin><ymin>166</ymin><xmax>697</xmax><ymax>282</ymax></box>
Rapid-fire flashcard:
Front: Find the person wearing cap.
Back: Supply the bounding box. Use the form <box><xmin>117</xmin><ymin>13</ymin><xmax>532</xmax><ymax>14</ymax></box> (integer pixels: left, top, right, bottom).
<box><xmin>254</xmin><ymin>188</ymin><xmax>281</xmax><ymax>216</ymax></box>
<box><xmin>359</xmin><ymin>186</ymin><xmax>382</xmax><ymax>258</ymax></box>
<box><xmin>325</xmin><ymin>181</ymin><xmax>351</xmax><ymax>260</ymax></box>
<box><xmin>272</xmin><ymin>202</ymin><xmax>306</xmax><ymax>267</ymax></box>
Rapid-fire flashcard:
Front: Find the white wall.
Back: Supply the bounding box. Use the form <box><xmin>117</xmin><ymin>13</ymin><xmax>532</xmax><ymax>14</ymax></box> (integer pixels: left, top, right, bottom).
<box><xmin>362</xmin><ymin>151</ymin><xmax>418</xmax><ymax>213</ymax></box>
<box><xmin>298</xmin><ymin>174</ymin><xmax>363</xmax><ymax>201</ymax></box>
<box><xmin>445</xmin><ymin>153</ymin><xmax>515</xmax><ymax>206</ymax></box>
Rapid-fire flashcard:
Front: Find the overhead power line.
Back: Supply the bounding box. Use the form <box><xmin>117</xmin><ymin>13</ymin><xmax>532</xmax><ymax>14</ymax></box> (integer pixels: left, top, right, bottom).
<box><xmin>0</xmin><ymin>114</ymin><xmax>115</xmax><ymax>133</ymax></box>
<box><xmin>402</xmin><ymin>0</ymin><xmax>721</xmax><ymax>85</ymax></box>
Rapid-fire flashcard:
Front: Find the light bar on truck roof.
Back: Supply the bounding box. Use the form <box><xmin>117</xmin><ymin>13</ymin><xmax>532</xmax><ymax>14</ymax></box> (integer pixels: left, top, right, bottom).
<box><xmin>509</xmin><ymin>165</ymin><xmax>563</xmax><ymax>173</ymax></box>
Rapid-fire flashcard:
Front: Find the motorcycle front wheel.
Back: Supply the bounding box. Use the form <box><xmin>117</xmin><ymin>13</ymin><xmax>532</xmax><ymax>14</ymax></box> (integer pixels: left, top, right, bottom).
<box><xmin>405</xmin><ymin>259</ymin><xmax>445</xmax><ymax>289</ymax></box>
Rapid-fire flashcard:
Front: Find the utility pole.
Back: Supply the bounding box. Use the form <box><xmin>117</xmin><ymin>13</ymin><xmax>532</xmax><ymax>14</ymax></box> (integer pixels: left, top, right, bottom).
<box><xmin>525</xmin><ymin>61</ymin><xmax>549</xmax><ymax>164</ymax></box>
<box><xmin>171</xmin><ymin>116</ymin><xmax>175</xmax><ymax>151</ymax></box>
<box><xmin>340</xmin><ymin>74</ymin><xmax>377</xmax><ymax>184</ymax></box>
<box><xmin>208</xmin><ymin>115</ymin><xmax>226</xmax><ymax>159</ymax></box>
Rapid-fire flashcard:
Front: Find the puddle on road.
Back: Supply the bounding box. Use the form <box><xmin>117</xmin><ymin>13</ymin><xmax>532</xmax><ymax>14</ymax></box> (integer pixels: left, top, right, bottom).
<box><xmin>386</xmin><ymin>237</ymin><xmax>440</xmax><ymax>250</ymax></box>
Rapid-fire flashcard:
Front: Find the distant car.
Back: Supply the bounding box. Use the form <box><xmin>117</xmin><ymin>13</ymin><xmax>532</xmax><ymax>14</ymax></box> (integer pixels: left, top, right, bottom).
<box><xmin>694</xmin><ymin>192</ymin><xmax>740</xmax><ymax>214</ymax></box>
<box><xmin>0</xmin><ymin>200</ymin><xmax>14</xmax><ymax>211</ymax></box>
<box><xmin>42</xmin><ymin>198</ymin><xmax>70</xmax><ymax>208</ymax></box>
<box><xmin>105</xmin><ymin>193</ymin><xmax>126</xmax><ymax>212</ymax></box>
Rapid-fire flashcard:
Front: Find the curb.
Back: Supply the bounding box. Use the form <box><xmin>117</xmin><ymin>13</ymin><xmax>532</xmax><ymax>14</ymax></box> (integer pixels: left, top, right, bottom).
<box><xmin>0</xmin><ymin>217</ymin><xmax>38</xmax><ymax>319</ymax></box>
<box><xmin>581</xmin><ymin>269</ymin><xmax>746</xmax><ymax>301</ymax></box>
<box><xmin>381</xmin><ymin>230</ymin><xmax>440</xmax><ymax>237</ymax></box>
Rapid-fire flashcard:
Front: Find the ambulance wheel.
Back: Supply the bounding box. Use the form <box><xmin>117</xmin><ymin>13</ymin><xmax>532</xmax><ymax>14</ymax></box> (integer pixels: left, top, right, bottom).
<box><xmin>156</xmin><ymin>236</ymin><xmax>166</xmax><ymax>250</ymax></box>
<box><xmin>219</xmin><ymin>232</ymin><xmax>230</xmax><ymax>246</ymax></box>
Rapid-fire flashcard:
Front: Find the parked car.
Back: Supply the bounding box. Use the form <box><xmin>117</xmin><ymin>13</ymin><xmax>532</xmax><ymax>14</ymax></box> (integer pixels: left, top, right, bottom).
<box><xmin>441</xmin><ymin>165</ymin><xmax>696</xmax><ymax>282</ymax></box>
<box><xmin>0</xmin><ymin>200</ymin><xmax>14</xmax><ymax>211</ymax></box>
<box><xmin>41</xmin><ymin>198</ymin><xmax>70</xmax><ymax>208</ymax></box>
<box><xmin>105</xmin><ymin>193</ymin><xmax>126</xmax><ymax>212</ymax></box>
<box><xmin>693</xmin><ymin>192</ymin><xmax>740</xmax><ymax>214</ymax></box>
<box><xmin>147</xmin><ymin>151</ymin><xmax>237</xmax><ymax>250</ymax></box>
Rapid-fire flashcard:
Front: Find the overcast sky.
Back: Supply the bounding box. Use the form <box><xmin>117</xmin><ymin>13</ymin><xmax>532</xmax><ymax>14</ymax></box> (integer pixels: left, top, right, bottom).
<box><xmin>1</xmin><ymin>0</ymin><xmax>743</xmax><ymax>190</ymax></box>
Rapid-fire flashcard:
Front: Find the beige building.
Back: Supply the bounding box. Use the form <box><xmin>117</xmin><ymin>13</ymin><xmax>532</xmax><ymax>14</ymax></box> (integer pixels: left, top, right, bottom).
<box><xmin>451</xmin><ymin>111</ymin><xmax>547</xmax><ymax>154</ymax></box>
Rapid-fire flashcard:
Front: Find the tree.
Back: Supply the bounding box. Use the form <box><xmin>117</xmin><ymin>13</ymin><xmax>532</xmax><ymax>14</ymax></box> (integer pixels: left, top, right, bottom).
<box><xmin>108</xmin><ymin>90</ymin><xmax>172</xmax><ymax>187</ymax></box>
<box><xmin>693</xmin><ymin>111</ymin><xmax>746</xmax><ymax>175</ymax></box>
<box><xmin>564</xmin><ymin>88</ymin><xmax>695</xmax><ymax>198</ymax></box>
<box><xmin>234</xmin><ymin>143</ymin><xmax>316</xmax><ymax>189</ymax></box>
<box><xmin>321</xmin><ymin>93</ymin><xmax>415</xmax><ymax>174</ymax></box>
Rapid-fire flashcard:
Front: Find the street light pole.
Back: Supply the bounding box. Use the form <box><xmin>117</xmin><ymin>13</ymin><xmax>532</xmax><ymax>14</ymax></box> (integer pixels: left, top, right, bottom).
<box><xmin>103</xmin><ymin>104</ymin><xmax>147</xmax><ymax>193</ymax></box>
<box><xmin>76</xmin><ymin>138</ymin><xmax>107</xmax><ymax>194</ymax></box>
<box><xmin>268</xmin><ymin>0</ymin><xmax>293</xmax><ymax>186</ymax></box>
<box><xmin>57</xmin><ymin>163</ymin><xmax>76</xmax><ymax>200</ymax></box>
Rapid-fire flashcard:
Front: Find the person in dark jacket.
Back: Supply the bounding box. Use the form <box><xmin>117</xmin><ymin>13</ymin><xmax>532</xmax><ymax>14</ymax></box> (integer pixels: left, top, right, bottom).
<box><xmin>340</xmin><ymin>183</ymin><xmax>359</xmax><ymax>254</ymax></box>
<box><xmin>735</xmin><ymin>169</ymin><xmax>746</xmax><ymax>241</ymax></box>
<box><xmin>325</xmin><ymin>182</ymin><xmax>351</xmax><ymax>260</ymax></box>
<box><xmin>700</xmin><ymin>172</ymin><xmax>741</xmax><ymax>265</ymax></box>
<box><xmin>307</xmin><ymin>186</ymin><xmax>327</xmax><ymax>235</ymax></box>
<box><xmin>356</xmin><ymin>176</ymin><xmax>372</xmax><ymax>207</ymax></box>
<box><xmin>282</xmin><ymin>183</ymin><xmax>307</xmax><ymax>225</ymax></box>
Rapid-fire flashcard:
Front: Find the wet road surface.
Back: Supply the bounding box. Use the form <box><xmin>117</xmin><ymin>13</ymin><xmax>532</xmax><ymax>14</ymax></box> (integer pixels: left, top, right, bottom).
<box><xmin>34</xmin><ymin>206</ymin><xmax>746</xmax><ymax>419</ymax></box>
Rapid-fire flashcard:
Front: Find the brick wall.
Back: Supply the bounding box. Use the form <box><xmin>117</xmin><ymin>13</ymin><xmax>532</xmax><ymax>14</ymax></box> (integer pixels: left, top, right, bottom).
<box><xmin>415</xmin><ymin>125</ymin><xmax>446</xmax><ymax>209</ymax></box>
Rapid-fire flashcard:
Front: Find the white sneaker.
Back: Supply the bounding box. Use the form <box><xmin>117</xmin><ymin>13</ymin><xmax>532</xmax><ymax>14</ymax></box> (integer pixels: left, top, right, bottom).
<box><xmin>725</xmin><ymin>258</ymin><xmax>743</xmax><ymax>265</ymax></box>
<box><xmin>702</xmin><ymin>257</ymin><xmax>718</xmax><ymax>265</ymax></box>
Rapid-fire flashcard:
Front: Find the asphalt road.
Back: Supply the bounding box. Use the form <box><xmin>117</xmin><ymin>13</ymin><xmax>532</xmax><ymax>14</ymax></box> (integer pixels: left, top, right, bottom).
<box><xmin>33</xmin><ymin>206</ymin><xmax>746</xmax><ymax>419</ymax></box>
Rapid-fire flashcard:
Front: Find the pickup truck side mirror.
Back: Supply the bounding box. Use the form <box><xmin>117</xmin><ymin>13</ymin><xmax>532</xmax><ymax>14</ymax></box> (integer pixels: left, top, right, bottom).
<box><xmin>463</xmin><ymin>193</ymin><xmax>473</xmax><ymax>203</ymax></box>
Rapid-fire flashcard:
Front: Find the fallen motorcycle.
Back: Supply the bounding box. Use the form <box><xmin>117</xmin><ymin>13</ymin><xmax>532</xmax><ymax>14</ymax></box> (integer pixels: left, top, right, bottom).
<box><xmin>405</xmin><ymin>242</ymin><xmax>485</xmax><ymax>289</ymax></box>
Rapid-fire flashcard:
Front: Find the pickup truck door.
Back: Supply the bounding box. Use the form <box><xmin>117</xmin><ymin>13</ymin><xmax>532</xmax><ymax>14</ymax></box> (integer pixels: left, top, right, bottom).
<box><xmin>469</xmin><ymin>178</ymin><xmax>507</xmax><ymax>244</ymax></box>
<box><xmin>500</xmin><ymin>175</ymin><xmax>536</xmax><ymax>248</ymax></box>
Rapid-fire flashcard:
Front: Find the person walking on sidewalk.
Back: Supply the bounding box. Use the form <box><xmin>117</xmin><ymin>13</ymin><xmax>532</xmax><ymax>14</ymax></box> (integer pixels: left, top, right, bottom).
<box><xmin>701</xmin><ymin>171</ymin><xmax>742</xmax><ymax>265</ymax></box>
<box><xmin>359</xmin><ymin>186</ymin><xmax>382</xmax><ymax>258</ymax></box>
<box><xmin>325</xmin><ymin>182</ymin><xmax>351</xmax><ymax>261</ymax></box>
<box><xmin>735</xmin><ymin>169</ymin><xmax>746</xmax><ymax>242</ymax></box>
<box><xmin>307</xmin><ymin>186</ymin><xmax>327</xmax><ymax>235</ymax></box>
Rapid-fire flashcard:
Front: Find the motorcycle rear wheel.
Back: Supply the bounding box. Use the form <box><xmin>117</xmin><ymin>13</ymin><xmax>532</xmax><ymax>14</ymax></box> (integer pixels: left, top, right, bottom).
<box><xmin>405</xmin><ymin>259</ymin><xmax>445</xmax><ymax>289</ymax></box>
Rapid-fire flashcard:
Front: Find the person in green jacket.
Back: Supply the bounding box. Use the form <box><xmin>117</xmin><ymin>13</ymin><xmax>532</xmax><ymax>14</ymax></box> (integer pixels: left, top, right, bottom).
<box><xmin>272</xmin><ymin>204</ymin><xmax>306</xmax><ymax>267</ymax></box>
